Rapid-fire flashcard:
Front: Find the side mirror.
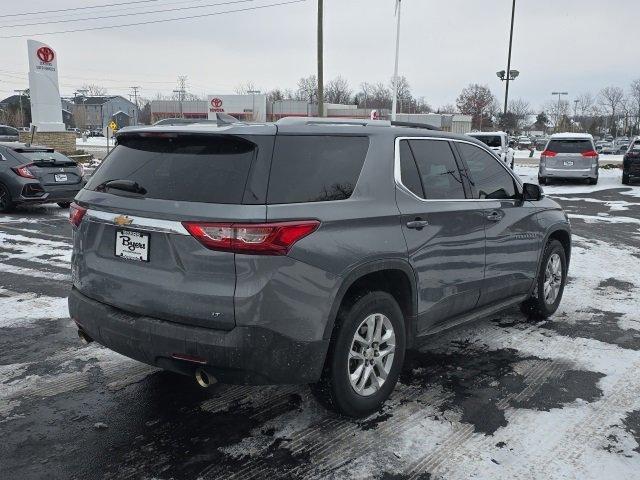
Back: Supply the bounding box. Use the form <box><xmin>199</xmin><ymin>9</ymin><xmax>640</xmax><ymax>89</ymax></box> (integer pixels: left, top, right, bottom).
<box><xmin>522</xmin><ymin>182</ymin><xmax>543</xmax><ymax>201</ymax></box>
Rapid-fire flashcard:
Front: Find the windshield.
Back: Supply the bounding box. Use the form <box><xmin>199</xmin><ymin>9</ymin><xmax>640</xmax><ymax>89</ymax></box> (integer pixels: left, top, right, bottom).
<box><xmin>547</xmin><ymin>139</ymin><xmax>594</xmax><ymax>154</ymax></box>
<box><xmin>470</xmin><ymin>135</ymin><xmax>501</xmax><ymax>148</ymax></box>
<box><xmin>19</xmin><ymin>150</ymin><xmax>73</xmax><ymax>163</ymax></box>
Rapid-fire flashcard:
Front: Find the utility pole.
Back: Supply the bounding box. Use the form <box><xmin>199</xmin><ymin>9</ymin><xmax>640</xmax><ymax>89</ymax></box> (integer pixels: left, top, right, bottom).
<box><xmin>173</xmin><ymin>76</ymin><xmax>187</xmax><ymax>118</ymax></box>
<box><xmin>503</xmin><ymin>0</ymin><xmax>516</xmax><ymax>115</ymax></box>
<box><xmin>391</xmin><ymin>0</ymin><xmax>403</xmax><ymax>121</ymax></box>
<box><xmin>247</xmin><ymin>89</ymin><xmax>260</xmax><ymax>121</ymax></box>
<box><xmin>13</xmin><ymin>89</ymin><xmax>27</xmax><ymax>127</ymax></box>
<box><xmin>130</xmin><ymin>86</ymin><xmax>140</xmax><ymax>125</ymax></box>
<box><xmin>573</xmin><ymin>98</ymin><xmax>579</xmax><ymax>132</ymax></box>
<box><xmin>317</xmin><ymin>0</ymin><xmax>324</xmax><ymax>117</ymax></box>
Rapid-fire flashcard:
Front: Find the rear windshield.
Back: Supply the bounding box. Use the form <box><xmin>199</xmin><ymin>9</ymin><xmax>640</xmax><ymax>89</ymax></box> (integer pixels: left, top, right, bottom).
<box><xmin>267</xmin><ymin>135</ymin><xmax>369</xmax><ymax>204</ymax></box>
<box><xmin>85</xmin><ymin>134</ymin><xmax>256</xmax><ymax>204</ymax></box>
<box><xmin>469</xmin><ymin>135</ymin><xmax>501</xmax><ymax>148</ymax></box>
<box><xmin>547</xmin><ymin>139</ymin><xmax>593</xmax><ymax>153</ymax></box>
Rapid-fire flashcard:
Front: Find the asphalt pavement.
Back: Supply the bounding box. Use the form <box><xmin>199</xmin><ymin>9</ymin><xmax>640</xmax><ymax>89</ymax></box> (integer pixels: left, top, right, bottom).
<box><xmin>1</xmin><ymin>179</ymin><xmax>640</xmax><ymax>480</ymax></box>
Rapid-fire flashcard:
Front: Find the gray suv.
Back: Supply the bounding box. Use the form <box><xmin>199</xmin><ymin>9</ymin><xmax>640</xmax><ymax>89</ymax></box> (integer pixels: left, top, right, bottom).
<box><xmin>68</xmin><ymin>118</ymin><xmax>571</xmax><ymax>417</ymax></box>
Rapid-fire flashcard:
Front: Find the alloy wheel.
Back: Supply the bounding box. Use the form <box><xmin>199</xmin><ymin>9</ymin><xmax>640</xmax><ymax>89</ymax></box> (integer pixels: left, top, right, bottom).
<box><xmin>348</xmin><ymin>313</ymin><xmax>396</xmax><ymax>397</ymax></box>
<box><xmin>543</xmin><ymin>253</ymin><xmax>562</xmax><ymax>304</ymax></box>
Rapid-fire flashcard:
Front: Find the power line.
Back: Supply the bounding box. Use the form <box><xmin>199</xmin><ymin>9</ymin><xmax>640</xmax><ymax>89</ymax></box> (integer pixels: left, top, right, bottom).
<box><xmin>0</xmin><ymin>0</ymin><xmax>255</xmax><ymax>29</ymax></box>
<box><xmin>0</xmin><ymin>0</ymin><xmax>160</xmax><ymax>18</ymax></box>
<box><xmin>0</xmin><ymin>0</ymin><xmax>306</xmax><ymax>38</ymax></box>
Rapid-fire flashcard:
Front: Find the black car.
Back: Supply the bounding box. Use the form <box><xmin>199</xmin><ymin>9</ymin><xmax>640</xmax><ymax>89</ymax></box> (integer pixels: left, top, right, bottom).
<box><xmin>622</xmin><ymin>137</ymin><xmax>640</xmax><ymax>185</ymax></box>
<box><xmin>0</xmin><ymin>143</ymin><xmax>85</xmax><ymax>212</ymax></box>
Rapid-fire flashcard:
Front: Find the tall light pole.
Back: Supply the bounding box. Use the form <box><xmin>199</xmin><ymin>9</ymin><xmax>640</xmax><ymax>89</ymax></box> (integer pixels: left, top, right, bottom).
<box><xmin>317</xmin><ymin>0</ymin><xmax>324</xmax><ymax>117</ymax></box>
<box><xmin>502</xmin><ymin>0</ymin><xmax>517</xmax><ymax>115</ymax></box>
<box><xmin>391</xmin><ymin>0</ymin><xmax>403</xmax><ymax>121</ymax></box>
<box><xmin>552</xmin><ymin>91</ymin><xmax>568</xmax><ymax>131</ymax></box>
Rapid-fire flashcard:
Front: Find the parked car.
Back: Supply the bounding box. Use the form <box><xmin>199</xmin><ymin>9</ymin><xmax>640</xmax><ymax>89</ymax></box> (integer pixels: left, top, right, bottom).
<box><xmin>466</xmin><ymin>131</ymin><xmax>515</xmax><ymax>168</ymax></box>
<box><xmin>622</xmin><ymin>136</ymin><xmax>640</xmax><ymax>184</ymax></box>
<box><xmin>0</xmin><ymin>125</ymin><xmax>20</xmax><ymax>142</ymax></box>
<box><xmin>539</xmin><ymin>133</ymin><xmax>599</xmax><ymax>185</ymax></box>
<box><xmin>0</xmin><ymin>143</ymin><xmax>85</xmax><ymax>212</ymax></box>
<box><xmin>535</xmin><ymin>137</ymin><xmax>549</xmax><ymax>151</ymax></box>
<box><xmin>601</xmin><ymin>142</ymin><xmax>617</xmax><ymax>155</ymax></box>
<box><xmin>517</xmin><ymin>136</ymin><xmax>532</xmax><ymax>150</ymax></box>
<box><xmin>68</xmin><ymin>118</ymin><xmax>571</xmax><ymax>417</ymax></box>
<box><xmin>617</xmin><ymin>142</ymin><xmax>630</xmax><ymax>154</ymax></box>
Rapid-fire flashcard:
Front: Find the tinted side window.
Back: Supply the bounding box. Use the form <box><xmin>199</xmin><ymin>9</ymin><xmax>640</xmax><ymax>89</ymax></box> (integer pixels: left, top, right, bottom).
<box><xmin>458</xmin><ymin>143</ymin><xmax>517</xmax><ymax>200</ymax></box>
<box><xmin>399</xmin><ymin>140</ymin><xmax>424</xmax><ymax>198</ymax></box>
<box><xmin>408</xmin><ymin>139</ymin><xmax>465</xmax><ymax>200</ymax></box>
<box><xmin>268</xmin><ymin>136</ymin><xmax>369</xmax><ymax>204</ymax></box>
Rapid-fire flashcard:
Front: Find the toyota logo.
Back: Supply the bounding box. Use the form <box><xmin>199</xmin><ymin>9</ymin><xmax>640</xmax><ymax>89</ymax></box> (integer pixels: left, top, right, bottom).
<box><xmin>211</xmin><ymin>98</ymin><xmax>223</xmax><ymax>108</ymax></box>
<box><xmin>36</xmin><ymin>46</ymin><xmax>55</xmax><ymax>63</ymax></box>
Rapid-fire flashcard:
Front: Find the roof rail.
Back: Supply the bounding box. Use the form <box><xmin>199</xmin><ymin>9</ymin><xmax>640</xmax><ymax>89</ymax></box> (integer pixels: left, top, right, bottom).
<box><xmin>276</xmin><ymin>117</ymin><xmax>391</xmax><ymax>127</ymax></box>
<box><xmin>390</xmin><ymin>121</ymin><xmax>440</xmax><ymax>131</ymax></box>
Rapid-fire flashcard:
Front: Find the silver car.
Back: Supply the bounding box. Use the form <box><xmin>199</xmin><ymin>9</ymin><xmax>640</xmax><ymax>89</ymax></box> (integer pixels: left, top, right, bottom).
<box><xmin>0</xmin><ymin>125</ymin><xmax>19</xmax><ymax>142</ymax></box>
<box><xmin>539</xmin><ymin>133</ymin><xmax>599</xmax><ymax>185</ymax></box>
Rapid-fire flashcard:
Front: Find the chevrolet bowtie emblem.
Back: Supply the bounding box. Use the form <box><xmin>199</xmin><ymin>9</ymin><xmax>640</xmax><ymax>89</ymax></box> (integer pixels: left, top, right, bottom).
<box><xmin>114</xmin><ymin>215</ymin><xmax>133</xmax><ymax>226</ymax></box>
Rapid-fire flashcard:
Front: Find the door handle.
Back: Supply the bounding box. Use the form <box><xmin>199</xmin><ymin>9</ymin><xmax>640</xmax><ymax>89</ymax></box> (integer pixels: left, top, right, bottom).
<box><xmin>406</xmin><ymin>219</ymin><xmax>429</xmax><ymax>230</ymax></box>
<box><xmin>485</xmin><ymin>211</ymin><xmax>503</xmax><ymax>222</ymax></box>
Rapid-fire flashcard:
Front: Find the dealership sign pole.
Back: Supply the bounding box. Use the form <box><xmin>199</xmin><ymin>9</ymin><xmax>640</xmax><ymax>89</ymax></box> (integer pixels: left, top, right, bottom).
<box><xmin>27</xmin><ymin>39</ymin><xmax>65</xmax><ymax>132</ymax></box>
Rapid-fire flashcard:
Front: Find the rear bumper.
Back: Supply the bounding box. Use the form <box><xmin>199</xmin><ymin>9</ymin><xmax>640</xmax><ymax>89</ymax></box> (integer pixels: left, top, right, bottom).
<box><xmin>68</xmin><ymin>288</ymin><xmax>329</xmax><ymax>385</ymax></box>
<box><xmin>16</xmin><ymin>182</ymin><xmax>82</xmax><ymax>205</ymax></box>
<box><xmin>540</xmin><ymin>167</ymin><xmax>596</xmax><ymax>179</ymax></box>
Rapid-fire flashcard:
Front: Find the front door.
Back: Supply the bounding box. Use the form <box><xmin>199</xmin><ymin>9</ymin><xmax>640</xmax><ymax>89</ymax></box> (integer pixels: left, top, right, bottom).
<box><xmin>454</xmin><ymin>141</ymin><xmax>541</xmax><ymax>305</ymax></box>
<box><xmin>395</xmin><ymin>138</ymin><xmax>486</xmax><ymax>334</ymax></box>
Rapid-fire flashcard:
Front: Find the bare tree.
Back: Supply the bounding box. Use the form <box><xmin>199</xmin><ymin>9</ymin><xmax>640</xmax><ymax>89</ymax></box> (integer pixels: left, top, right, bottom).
<box><xmin>544</xmin><ymin>99</ymin><xmax>571</xmax><ymax>131</ymax></box>
<box><xmin>266</xmin><ymin>89</ymin><xmax>285</xmax><ymax>102</ymax></box>
<box><xmin>295</xmin><ymin>75</ymin><xmax>318</xmax><ymax>102</ymax></box>
<box><xmin>599</xmin><ymin>86</ymin><xmax>625</xmax><ymax>136</ymax></box>
<box><xmin>324</xmin><ymin>76</ymin><xmax>353</xmax><ymax>105</ymax></box>
<box><xmin>234</xmin><ymin>81</ymin><xmax>260</xmax><ymax>95</ymax></box>
<box><xmin>576</xmin><ymin>92</ymin><xmax>595</xmax><ymax>117</ymax></box>
<box><xmin>436</xmin><ymin>104</ymin><xmax>457</xmax><ymax>114</ymax></box>
<box><xmin>456</xmin><ymin>84</ymin><xmax>496</xmax><ymax>130</ymax></box>
<box><xmin>80</xmin><ymin>84</ymin><xmax>107</xmax><ymax>96</ymax></box>
<box><xmin>508</xmin><ymin>98</ymin><xmax>532</xmax><ymax>131</ymax></box>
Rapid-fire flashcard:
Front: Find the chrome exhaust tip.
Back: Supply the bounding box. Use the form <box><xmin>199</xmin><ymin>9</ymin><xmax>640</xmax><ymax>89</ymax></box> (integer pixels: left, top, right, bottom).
<box><xmin>195</xmin><ymin>368</ymin><xmax>215</xmax><ymax>388</ymax></box>
<box><xmin>78</xmin><ymin>329</ymin><xmax>93</xmax><ymax>345</ymax></box>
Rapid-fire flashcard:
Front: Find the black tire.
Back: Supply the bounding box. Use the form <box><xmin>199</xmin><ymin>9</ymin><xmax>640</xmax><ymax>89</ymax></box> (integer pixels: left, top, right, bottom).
<box><xmin>0</xmin><ymin>183</ymin><xmax>15</xmax><ymax>213</ymax></box>
<box><xmin>538</xmin><ymin>176</ymin><xmax>547</xmax><ymax>185</ymax></box>
<box><xmin>311</xmin><ymin>291</ymin><xmax>406</xmax><ymax>418</ymax></box>
<box><xmin>622</xmin><ymin>173</ymin><xmax>630</xmax><ymax>185</ymax></box>
<box><xmin>588</xmin><ymin>176</ymin><xmax>598</xmax><ymax>185</ymax></box>
<box><xmin>520</xmin><ymin>239</ymin><xmax>567</xmax><ymax>320</ymax></box>
<box><xmin>57</xmin><ymin>202</ymin><xmax>71</xmax><ymax>208</ymax></box>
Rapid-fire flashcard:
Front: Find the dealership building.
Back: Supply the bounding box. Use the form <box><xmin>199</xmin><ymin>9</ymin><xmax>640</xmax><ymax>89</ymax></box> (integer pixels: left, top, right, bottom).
<box><xmin>150</xmin><ymin>95</ymin><xmax>472</xmax><ymax>133</ymax></box>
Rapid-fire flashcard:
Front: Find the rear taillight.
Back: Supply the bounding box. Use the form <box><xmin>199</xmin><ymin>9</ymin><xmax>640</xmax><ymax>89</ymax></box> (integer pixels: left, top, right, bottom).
<box><xmin>183</xmin><ymin>220</ymin><xmax>320</xmax><ymax>255</ymax></box>
<box><xmin>581</xmin><ymin>150</ymin><xmax>598</xmax><ymax>158</ymax></box>
<box><xmin>12</xmin><ymin>164</ymin><xmax>36</xmax><ymax>178</ymax></box>
<box><xmin>541</xmin><ymin>150</ymin><xmax>557</xmax><ymax>158</ymax></box>
<box><xmin>69</xmin><ymin>202</ymin><xmax>87</xmax><ymax>228</ymax></box>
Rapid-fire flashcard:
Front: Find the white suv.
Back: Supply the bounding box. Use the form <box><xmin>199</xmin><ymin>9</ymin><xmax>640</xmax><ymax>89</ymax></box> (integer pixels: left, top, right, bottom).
<box><xmin>466</xmin><ymin>131</ymin><xmax>515</xmax><ymax>169</ymax></box>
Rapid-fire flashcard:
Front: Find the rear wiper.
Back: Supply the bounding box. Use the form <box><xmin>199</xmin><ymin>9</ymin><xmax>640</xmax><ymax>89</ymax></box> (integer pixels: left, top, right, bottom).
<box><xmin>98</xmin><ymin>179</ymin><xmax>147</xmax><ymax>195</ymax></box>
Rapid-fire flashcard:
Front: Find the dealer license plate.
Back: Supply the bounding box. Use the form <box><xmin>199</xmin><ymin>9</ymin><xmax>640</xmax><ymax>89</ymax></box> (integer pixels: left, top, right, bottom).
<box><xmin>54</xmin><ymin>173</ymin><xmax>68</xmax><ymax>182</ymax></box>
<box><xmin>563</xmin><ymin>161</ymin><xmax>574</xmax><ymax>166</ymax></box>
<box><xmin>115</xmin><ymin>230</ymin><xmax>149</xmax><ymax>262</ymax></box>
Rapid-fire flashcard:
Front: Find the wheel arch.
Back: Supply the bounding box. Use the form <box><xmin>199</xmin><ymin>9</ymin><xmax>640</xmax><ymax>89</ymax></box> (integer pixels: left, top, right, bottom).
<box><xmin>529</xmin><ymin>225</ymin><xmax>571</xmax><ymax>296</ymax></box>
<box><xmin>324</xmin><ymin>259</ymin><xmax>418</xmax><ymax>348</ymax></box>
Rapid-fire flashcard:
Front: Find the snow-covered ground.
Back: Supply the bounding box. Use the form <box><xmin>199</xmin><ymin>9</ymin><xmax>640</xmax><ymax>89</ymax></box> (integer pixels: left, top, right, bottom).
<box><xmin>1</xmin><ymin>187</ymin><xmax>639</xmax><ymax>479</ymax></box>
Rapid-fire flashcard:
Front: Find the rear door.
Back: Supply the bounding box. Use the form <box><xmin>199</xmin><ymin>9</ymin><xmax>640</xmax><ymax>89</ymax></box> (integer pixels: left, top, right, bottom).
<box><xmin>455</xmin><ymin>141</ymin><xmax>540</xmax><ymax>305</ymax></box>
<box><xmin>73</xmin><ymin>130</ymin><xmax>274</xmax><ymax>330</ymax></box>
<box><xmin>544</xmin><ymin>137</ymin><xmax>597</xmax><ymax>171</ymax></box>
<box><xmin>395</xmin><ymin>137</ymin><xmax>486</xmax><ymax>333</ymax></box>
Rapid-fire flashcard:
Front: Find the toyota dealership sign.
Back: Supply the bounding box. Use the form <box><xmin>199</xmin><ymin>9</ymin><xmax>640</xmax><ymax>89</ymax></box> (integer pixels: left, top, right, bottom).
<box><xmin>207</xmin><ymin>94</ymin><xmax>266</xmax><ymax>122</ymax></box>
<box><xmin>27</xmin><ymin>39</ymin><xmax>64</xmax><ymax>131</ymax></box>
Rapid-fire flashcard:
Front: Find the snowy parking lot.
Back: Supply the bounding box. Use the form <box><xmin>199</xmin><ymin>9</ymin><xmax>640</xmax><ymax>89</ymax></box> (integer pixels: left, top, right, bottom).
<box><xmin>1</xmin><ymin>167</ymin><xmax>640</xmax><ymax>479</ymax></box>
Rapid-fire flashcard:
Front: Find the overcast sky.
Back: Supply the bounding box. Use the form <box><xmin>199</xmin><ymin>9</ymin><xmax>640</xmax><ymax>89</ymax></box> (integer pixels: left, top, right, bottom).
<box><xmin>1</xmin><ymin>0</ymin><xmax>638</xmax><ymax>110</ymax></box>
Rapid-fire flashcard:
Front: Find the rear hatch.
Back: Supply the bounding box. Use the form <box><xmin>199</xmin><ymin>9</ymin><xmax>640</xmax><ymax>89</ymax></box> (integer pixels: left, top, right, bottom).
<box><xmin>542</xmin><ymin>138</ymin><xmax>597</xmax><ymax>169</ymax></box>
<box><xmin>72</xmin><ymin>128</ymin><xmax>275</xmax><ymax>330</ymax></box>
<box><xmin>16</xmin><ymin>148</ymin><xmax>83</xmax><ymax>187</ymax></box>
